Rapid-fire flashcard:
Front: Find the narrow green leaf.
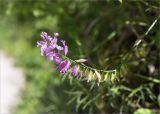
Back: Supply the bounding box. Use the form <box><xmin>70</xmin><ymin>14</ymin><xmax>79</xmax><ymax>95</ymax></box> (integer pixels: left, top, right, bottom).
<box><xmin>95</xmin><ymin>70</ymin><xmax>102</xmax><ymax>82</ymax></box>
<box><xmin>82</xmin><ymin>95</ymin><xmax>99</xmax><ymax>110</ymax></box>
<box><xmin>87</xmin><ymin>70</ymin><xmax>93</xmax><ymax>82</ymax></box>
<box><xmin>64</xmin><ymin>91</ymin><xmax>83</xmax><ymax>95</ymax></box>
<box><xmin>119</xmin><ymin>0</ymin><xmax>122</xmax><ymax>4</ymax></box>
<box><xmin>104</xmin><ymin>72</ymin><xmax>109</xmax><ymax>81</ymax></box>
<box><xmin>67</xmin><ymin>96</ymin><xmax>77</xmax><ymax>105</ymax></box>
<box><xmin>90</xmin><ymin>81</ymin><xmax>96</xmax><ymax>91</ymax></box>
<box><xmin>145</xmin><ymin>16</ymin><xmax>160</xmax><ymax>36</ymax></box>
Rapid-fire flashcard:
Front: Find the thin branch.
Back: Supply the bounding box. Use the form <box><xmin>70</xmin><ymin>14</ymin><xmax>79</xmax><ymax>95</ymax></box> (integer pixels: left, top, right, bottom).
<box><xmin>134</xmin><ymin>74</ymin><xmax>160</xmax><ymax>84</ymax></box>
<box><xmin>133</xmin><ymin>16</ymin><xmax>160</xmax><ymax>48</ymax></box>
<box><xmin>144</xmin><ymin>16</ymin><xmax>160</xmax><ymax>36</ymax></box>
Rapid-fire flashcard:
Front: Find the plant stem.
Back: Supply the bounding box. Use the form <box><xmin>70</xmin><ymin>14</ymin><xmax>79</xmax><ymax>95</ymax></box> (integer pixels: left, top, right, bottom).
<box><xmin>63</xmin><ymin>55</ymin><xmax>116</xmax><ymax>73</ymax></box>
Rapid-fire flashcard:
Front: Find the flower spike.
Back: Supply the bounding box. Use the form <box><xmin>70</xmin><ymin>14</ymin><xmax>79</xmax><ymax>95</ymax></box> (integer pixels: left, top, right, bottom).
<box><xmin>37</xmin><ymin>32</ymin><xmax>121</xmax><ymax>84</ymax></box>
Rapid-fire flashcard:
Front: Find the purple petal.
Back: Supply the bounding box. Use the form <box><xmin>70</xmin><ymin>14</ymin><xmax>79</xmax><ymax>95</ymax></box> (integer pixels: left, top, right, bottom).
<box><xmin>64</xmin><ymin>45</ymin><xmax>68</xmax><ymax>56</ymax></box>
<box><xmin>59</xmin><ymin>60</ymin><xmax>71</xmax><ymax>74</ymax></box>
<box><xmin>41</xmin><ymin>32</ymin><xmax>52</xmax><ymax>41</ymax></box>
<box><xmin>57</xmin><ymin>60</ymin><xmax>68</xmax><ymax>71</ymax></box>
<box><xmin>41</xmin><ymin>45</ymin><xmax>47</xmax><ymax>56</ymax></box>
<box><xmin>46</xmin><ymin>51</ymin><xmax>62</xmax><ymax>64</ymax></box>
<box><xmin>46</xmin><ymin>51</ymin><xmax>59</xmax><ymax>60</ymax></box>
<box><xmin>56</xmin><ymin>45</ymin><xmax>64</xmax><ymax>51</ymax></box>
<box><xmin>71</xmin><ymin>65</ymin><xmax>79</xmax><ymax>76</ymax></box>
<box><xmin>37</xmin><ymin>41</ymin><xmax>45</xmax><ymax>47</ymax></box>
<box><xmin>53</xmin><ymin>56</ymin><xmax>62</xmax><ymax>64</ymax></box>
<box><xmin>50</xmin><ymin>37</ymin><xmax>58</xmax><ymax>49</ymax></box>
<box><xmin>61</xmin><ymin>40</ymin><xmax>68</xmax><ymax>55</ymax></box>
<box><xmin>40</xmin><ymin>44</ymin><xmax>51</xmax><ymax>56</ymax></box>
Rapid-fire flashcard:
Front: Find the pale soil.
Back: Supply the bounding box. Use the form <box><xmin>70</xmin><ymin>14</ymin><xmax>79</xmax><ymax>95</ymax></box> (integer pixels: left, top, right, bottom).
<box><xmin>0</xmin><ymin>51</ymin><xmax>25</xmax><ymax>114</ymax></box>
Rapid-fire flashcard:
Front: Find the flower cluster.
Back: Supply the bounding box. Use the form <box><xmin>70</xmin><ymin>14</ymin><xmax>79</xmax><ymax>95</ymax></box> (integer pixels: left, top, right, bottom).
<box><xmin>37</xmin><ymin>32</ymin><xmax>120</xmax><ymax>84</ymax></box>
<box><xmin>37</xmin><ymin>32</ymin><xmax>82</xmax><ymax>76</ymax></box>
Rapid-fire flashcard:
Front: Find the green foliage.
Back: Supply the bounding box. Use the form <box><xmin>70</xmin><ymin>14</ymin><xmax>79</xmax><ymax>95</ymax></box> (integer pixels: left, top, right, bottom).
<box><xmin>134</xmin><ymin>108</ymin><xmax>154</xmax><ymax>114</ymax></box>
<box><xmin>0</xmin><ymin>0</ymin><xmax>159</xmax><ymax>113</ymax></box>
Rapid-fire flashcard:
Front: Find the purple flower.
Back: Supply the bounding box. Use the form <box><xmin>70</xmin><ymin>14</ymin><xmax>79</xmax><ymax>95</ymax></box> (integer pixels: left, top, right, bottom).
<box><xmin>50</xmin><ymin>34</ymin><xmax>64</xmax><ymax>51</ymax></box>
<box><xmin>38</xmin><ymin>31</ymin><xmax>86</xmax><ymax>76</ymax></box>
<box><xmin>38</xmin><ymin>32</ymin><xmax>63</xmax><ymax>56</ymax></box>
<box><xmin>57</xmin><ymin>60</ymin><xmax>67</xmax><ymax>70</ymax></box>
<box><xmin>38</xmin><ymin>32</ymin><xmax>53</xmax><ymax>56</ymax></box>
<box><xmin>37</xmin><ymin>41</ymin><xmax>45</xmax><ymax>47</ymax></box>
<box><xmin>58</xmin><ymin>60</ymin><xmax>71</xmax><ymax>74</ymax></box>
<box><xmin>53</xmin><ymin>56</ymin><xmax>62</xmax><ymax>64</ymax></box>
<box><xmin>71</xmin><ymin>65</ymin><xmax>80</xmax><ymax>76</ymax></box>
<box><xmin>37</xmin><ymin>41</ymin><xmax>51</xmax><ymax>56</ymax></box>
<box><xmin>40</xmin><ymin>45</ymin><xmax>50</xmax><ymax>56</ymax></box>
<box><xmin>50</xmin><ymin>37</ymin><xmax>58</xmax><ymax>49</ymax></box>
<box><xmin>41</xmin><ymin>32</ymin><xmax>52</xmax><ymax>41</ymax></box>
<box><xmin>61</xmin><ymin>40</ymin><xmax>68</xmax><ymax>56</ymax></box>
<box><xmin>46</xmin><ymin>51</ymin><xmax>61</xmax><ymax>63</ymax></box>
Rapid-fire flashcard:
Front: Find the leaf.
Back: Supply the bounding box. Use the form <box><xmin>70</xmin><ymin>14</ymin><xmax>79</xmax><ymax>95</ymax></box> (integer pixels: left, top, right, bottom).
<box><xmin>69</xmin><ymin>76</ymin><xmax>73</xmax><ymax>85</ymax></box>
<box><xmin>62</xmin><ymin>71</ymin><xmax>70</xmax><ymax>82</ymax></box>
<box><xmin>145</xmin><ymin>16</ymin><xmax>160</xmax><ymax>36</ymax></box>
<box><xmin>64</xmin><ymin>91</ymin><xmax>83</xmax><ymax>95</ymax></box>
<box><xmin>111</xmin><ymin>71</ymin><xmax>117</xmax><ymax>82</ymax></box>
<box><xmin>84</xmin><ymin>68</ymin><xmax>89</xmax><ymax>76</ymax></box>
<box><xmin>92</xmin><ymin>73</ymin><xmax>97</xmax><ymax>80</ymax></box>
<box><xmin>119</xmin><ymin>85</ymin><xmax>132</xmax><ymax>91</ymax></box>
<box><xmin>67</xmin><ymin>96</ymin><xmax>77</xmax><ymax>105</ymax></box>
<box><xmin>90</xmin><ymin>81</ymin><xmax>96</xmax><ymax>91</ymax></box>
<box><xmin>104</xmin><ymin>72</ymin><xmax>109</xmax><ymax>81</ymax></box>
<box><xmin>107</xmin><ymin>72</ymin><xmax>112</xmax><ymax>81</ymax></box>
<box><xmin>82</xmin><ymin>94</ymin><xmax>99</xmax><ymax>110</ymax></box>
<box><xmin>134</xmin><ymin>108</ymin><xmax>154</xmax><ymax>114</ymax></box>
<box><xmin>76</xmin><ymin>95</ymin><xmax>82</xmax><ymax>111</ymax></box>
<box><xmin>78</xmin><ymin>95</ymin><xmax>89</xmax><ymax>104</ymax></box>
<box><xmin>120</xmin><ymin>64</ymin><xmax>128</xmax><ymax>75</ymax></box>
<box><xmin>108</xmin><ymin>31</ymin><xmax>116</xmax><ymax>40</ymax></box>
<box><xmin>95</xmin><ymin>70</ymin><xmax>102</xmax><ymax>83</ymax></box>
<box><xmin>82</xmin><ymin>98</ymin><xmax>93</xmax><ymax>110</ymax></box>
<box><xmin>75</xmin><ymin>59</ymin><xmax>87</xmax><ymax>63</ymax></box>
<box><xmin>119</xmin><ymin>0</ymin><xmax>122</xmax><ymax>4</ymax></box>
<box><xmin>87</xmin><ymin>70</ymin><xmax>93</xmax><ymax>82</ymax></box>
<box><xmin>76</xmin><ymin>95</ymin><xmax>89</xmax><ymax>111</ymax></box>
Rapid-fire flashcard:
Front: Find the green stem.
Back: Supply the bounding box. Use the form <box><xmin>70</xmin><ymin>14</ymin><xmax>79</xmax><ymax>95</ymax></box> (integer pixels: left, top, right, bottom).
<box><xmin>134</xmin><ymin>74</ymin><xmax>160</xmax><ymax>84</ymax></box>
<box><xmin>63</xmin><ymin>55</ymin><xmax>116</xmax><ymax>73</ymax></box>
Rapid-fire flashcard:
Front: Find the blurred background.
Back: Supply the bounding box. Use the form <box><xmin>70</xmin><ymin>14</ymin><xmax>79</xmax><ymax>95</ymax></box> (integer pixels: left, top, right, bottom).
<box><xmin>0</xmin><ymin>0</ymin><xmax>159</xmax><ymax>114</ymax></box>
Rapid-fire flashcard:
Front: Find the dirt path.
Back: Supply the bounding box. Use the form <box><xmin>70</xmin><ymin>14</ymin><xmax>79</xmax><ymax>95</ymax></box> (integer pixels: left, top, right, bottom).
<box><xmin>0</xmin><ymin>51</ymin><xmax>25</xmax><ymax>114</ymax></box>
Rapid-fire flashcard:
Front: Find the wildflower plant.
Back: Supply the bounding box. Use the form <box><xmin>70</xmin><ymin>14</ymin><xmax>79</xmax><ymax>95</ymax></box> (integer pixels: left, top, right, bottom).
<box><xmin>37</xmin><ymin>32</ymin><xmax>125</xmax><ymax>84</ymax></box>
<box><xmin>37</xmin><ymin>15</ymin><xmax>159</xmax><ymax>86</ymax></box>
